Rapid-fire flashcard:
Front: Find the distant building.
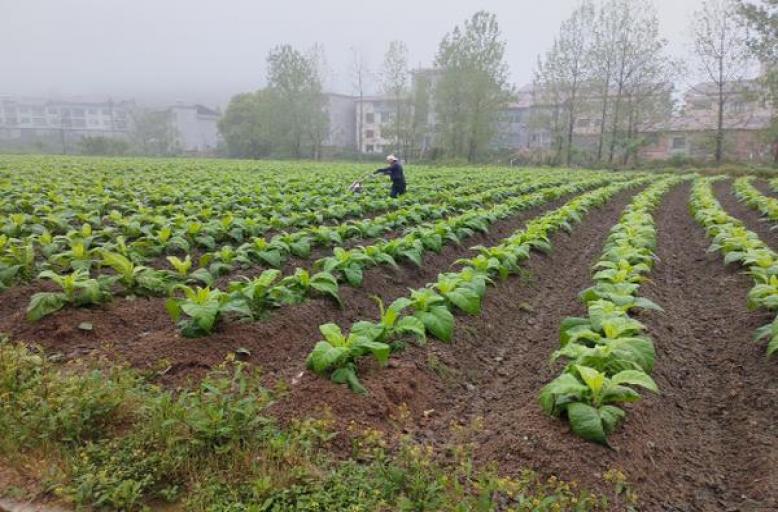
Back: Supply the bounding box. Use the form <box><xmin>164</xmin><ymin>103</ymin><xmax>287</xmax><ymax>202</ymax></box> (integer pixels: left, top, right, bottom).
<box><xmin>0</xmin><ymin>95</ymin><xmax>133</xmax><ymax>151</ymax></box>
<box><xmin>639</xmin><ymin>78</ymin><xmax>773</xmax><ymax>161</ymax></box>
<box><xmin>355</xmin><ymin>96</ymin><xmax>399</xmax><ymax>154</ymax></box>
<box><xmin>167</xmin><ymin>103</ymin><xmax>222</xmax><ymax>154</ymax></box>
<box><xmin>323</xmin><ymin>93</ymin><xmax>357</xmax><ymax>151</ymax></box>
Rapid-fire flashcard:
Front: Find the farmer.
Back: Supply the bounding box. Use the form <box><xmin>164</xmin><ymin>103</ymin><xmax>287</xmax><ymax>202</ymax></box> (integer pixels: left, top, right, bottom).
<box><xmin>373</xmin><ymin>154</ymin><xmax>407</xmax><ymax>198</ymax></box>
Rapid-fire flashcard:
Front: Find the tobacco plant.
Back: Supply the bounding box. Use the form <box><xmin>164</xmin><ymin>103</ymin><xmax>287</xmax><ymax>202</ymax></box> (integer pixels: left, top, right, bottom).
<box><xmin>27</xmin><ymin>269</ymin><xmax>112</xmax><ymax>321</ymax></box>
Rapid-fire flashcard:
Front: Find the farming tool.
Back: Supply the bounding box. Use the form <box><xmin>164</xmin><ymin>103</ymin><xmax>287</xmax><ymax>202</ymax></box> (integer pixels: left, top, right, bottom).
<box><xmin>348</xmin><ymin>171</ymin><xmax>373</xmax><ymax>193</ymax></box>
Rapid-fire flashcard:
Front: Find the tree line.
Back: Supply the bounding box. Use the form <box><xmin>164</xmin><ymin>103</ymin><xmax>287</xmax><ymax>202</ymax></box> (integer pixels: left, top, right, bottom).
<box><xmin>218</xmin><ymin>0</ymin><xmax>775</xmax><ymax>165</ymax></box>
<box><xmin>219</xmin><ymin>11</ymin><xmax>514</xmax><ymax>162</ymax></box>
<box><xmin>533</xmin><ymin>0</ymin><xmax>775</xmax><ymax>167</ymax></box>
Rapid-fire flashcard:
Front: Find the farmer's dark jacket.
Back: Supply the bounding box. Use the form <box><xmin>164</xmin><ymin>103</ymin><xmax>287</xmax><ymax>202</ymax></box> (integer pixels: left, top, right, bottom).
<box><xmin>374</xmin><ymin>162</ymin><xmax>405</xmax><ymax>183</ymax></box>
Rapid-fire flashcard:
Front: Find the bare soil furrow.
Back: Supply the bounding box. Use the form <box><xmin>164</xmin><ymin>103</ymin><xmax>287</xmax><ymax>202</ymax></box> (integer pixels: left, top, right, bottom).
<box><xmin>713</xmin><ymin>178</ymin><xmax>778</xmax><ymax>249</ymax></box>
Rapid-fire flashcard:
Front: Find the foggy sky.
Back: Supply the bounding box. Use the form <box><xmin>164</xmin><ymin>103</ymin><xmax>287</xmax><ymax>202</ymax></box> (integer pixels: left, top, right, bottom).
<box><xmin>2</xmin><ymin>0</ymin><xmax>707</xmax><ymax>108</ymax></box>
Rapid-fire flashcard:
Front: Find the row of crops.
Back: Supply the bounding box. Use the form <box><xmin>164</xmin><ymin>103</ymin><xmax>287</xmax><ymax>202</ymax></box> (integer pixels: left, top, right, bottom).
<box><xmin>1</xmin><ymin>158</ymin><xmax>630</xmax><ymax>331</ymax></box>
<box><xmin>2</xmin><ymin>155</ymin><xmax>776</xmax><ymax>448</ymax></box>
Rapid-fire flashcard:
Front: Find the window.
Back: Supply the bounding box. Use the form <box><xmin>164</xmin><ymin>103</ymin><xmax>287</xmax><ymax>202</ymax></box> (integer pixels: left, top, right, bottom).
<box><xmin>20</xmin><ymin>117</ymin><xmax>31</xmax><ymax>124</ymax></box>
<box><xmin>48</xmin><ymin>107</ymin><xmax>58</xmax><ymax>114</ymax></box>
<box><xmin>365</xmin><ymin>113</ymin><xmax>374</xmax><ymax>123</ymax></box>
<box><xmin>33</xmin><ymin>118</ymin><xmax>47</xmax><ymax>126</ymax></box>
<box><xmin>672</xmin><ymin>137</ymin><xmax>686</xmax><ymax>149</ymax></box>
<box><xmin>101</xmin><ymin>108</ymin><xmax>111</xmax><ymax>115</ymax></box>
<box><xmin>87</xmin><ymin>108</ymin><xmax>97</xmax><ymax>115</ymax></box>
<box><xmin>89</xmin><ymin>119</ymin><xmax>99</xmax><ymax>126</ymax></box>
<box><xmin>72</xmin><ymin>108</ymin><xmax>85</xmax><ymax>117</ymax></box>
<box><xmin>366</xmin><ymin>144</ymin><xmax>374</xmax><ymax>152</ymax></box>
<box><xmin>31</xmin><ymin>107</ymin><xmax>45</xmax><ymax>116</ymax></box>
<box><xmin>19</xmin><ymin>107</ymin><xmax>29</xmax><ymax>113</ymax></box>
<box><xmin>73</xmin><ymin>118</ymin><xmax>86</xmax><ymax>128</ymax></box>
<box><xmin>366</xmin><ymin>129</ymin><xmax>375</xmax><ymax>138</ymax></box>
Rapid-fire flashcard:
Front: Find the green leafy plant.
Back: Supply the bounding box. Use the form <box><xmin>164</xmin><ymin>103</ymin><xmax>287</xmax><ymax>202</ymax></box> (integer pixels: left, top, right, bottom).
<box><xmin>165</xmin><ymin>285</ymin><xmax>246</xmax><ymax>337</ymax></box>
<box><xmin>27</xmin><ymin>269</ymin><xmax>111</xmax><ymax>321</ymax></box>
<box><xmin>226</xmin><ymin>270</ymin><xmax>282</xmax><ymax>319</ymax></box>
<box><xmin>539</xmin><ymin>365</ymin><xmax>658</xmax><ymax>445</ymax></box>
<box><xmin>316</xmin><ymin>247</ymin><xmax>374</xmax><ymax>287</ymax></box>
<box><xmin>101</xmin><ymin>251</ymin><xmax>168</xmax><ymax>296</ymax></box>
<box><xmin>306</xmin><ymin>323</ymin><xmax>390</xmax><ymax>394</ymax></box>
<box><xmin>275</xmin><ymin>268</ymin><xmax>342</xmax><ymax>307</ymax></box>
<box><xmin>350</xmin><ymin>296</ymin><xmax>426</xmax><ymax>348</ymax></box>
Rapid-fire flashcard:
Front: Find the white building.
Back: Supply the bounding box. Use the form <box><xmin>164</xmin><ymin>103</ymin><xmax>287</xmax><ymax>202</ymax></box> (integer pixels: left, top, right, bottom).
<box><xmin>168</xmin><ymin>103</ymin><xmax>221</xmax><ymax>154</ymax></box>
<box><xmin>0</xmin><ymin>95</ymin><xmax>132</xmax><ymax>151</ymax></box>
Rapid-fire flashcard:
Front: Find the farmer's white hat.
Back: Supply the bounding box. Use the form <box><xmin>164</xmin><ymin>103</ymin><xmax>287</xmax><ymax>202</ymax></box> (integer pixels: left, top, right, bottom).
<box><xmin>386</xmin><ymin>154</ymin><xmax>398</xmax><ymax>161</ymax></box>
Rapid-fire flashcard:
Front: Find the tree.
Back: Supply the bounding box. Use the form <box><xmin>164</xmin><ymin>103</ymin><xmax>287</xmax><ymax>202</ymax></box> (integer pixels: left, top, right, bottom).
<box><xmin>433</xmin><ymin>11</ymin><xmax>514</xmax><ymax>162</ymax></box>
<box><xmin>691</xmin><ymin>0</ymin><xmax>753</xmax><ymax>164</ymax></box>
<box><xmin>535</xmin><ymin>1</ymin><xmax>595</xmax><ymax>166</ymax></box>
<box><xmin>737</xmin><ymin>0</ymin><xmax>778</xmax><ymax>162</ymax></box>
<box><xmin>409</xmin><ymin>70</ymin><xmax>432</xmax><ymax>159</ymax></box>
<box><xmin>602</xmin><ymin>0</ymin><xmax>670</xmax><ymax>165</ymax></box>
<box><xmin>590</xmin><ymin>1</ymin><xmax>622</xmax><ymax>162</ymax></box>
<box><xmin>533</xmin><ymin>47</ymin><xmax>569</xmax><ymax>164</ymax></box>
<box><xmin>219</xmin><ymin>90</ymin><xmax>276</xmax><ymax>158</ymax></box>
<box><xmin>266</xmin><ymin>44</ymin><xmax>328</xmax><ymax>158</ymax></box>
<box><xmin>129</xmin><ymin>109</ymin><xmax>180</xmax><ymax>156</ymax></box>
<box><xmin>381</xmin><ymin>41</ymin><xmax>410</xmax><ymax>157</ymax></box>
<box><xmin>350</xmin><ymin>47</ymin><xmax>372</xmax><ymax>156</ymax></box>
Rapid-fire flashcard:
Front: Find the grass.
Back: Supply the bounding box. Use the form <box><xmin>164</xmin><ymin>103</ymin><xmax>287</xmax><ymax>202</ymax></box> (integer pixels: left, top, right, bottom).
<box><xmin>0</xmin><ymin>338</ymin><xmax>636</xmax><ymax>511</ymax></box>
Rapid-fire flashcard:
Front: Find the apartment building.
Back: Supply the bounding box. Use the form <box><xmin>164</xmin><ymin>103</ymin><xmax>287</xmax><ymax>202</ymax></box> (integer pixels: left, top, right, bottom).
<box><xmin>0</xmin><ymin>96</ymin><xmax>132</xmax><ymax>150</ymax></box>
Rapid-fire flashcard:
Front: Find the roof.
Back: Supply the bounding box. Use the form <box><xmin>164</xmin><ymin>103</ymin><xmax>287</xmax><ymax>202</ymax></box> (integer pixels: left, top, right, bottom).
<box><xmin>0</xmin><ymin>95</ymin><xmax>134</xmax><ymax>107</ymax></box>
<box><xmin>687</xmin><ymin>78</ymin><xmax>763</xmax><ymax>96</ymax></box>
<box><xmin>641</xmin><ymin>111</ymin><xmax>772</xmax><ymax>132</ymax></box>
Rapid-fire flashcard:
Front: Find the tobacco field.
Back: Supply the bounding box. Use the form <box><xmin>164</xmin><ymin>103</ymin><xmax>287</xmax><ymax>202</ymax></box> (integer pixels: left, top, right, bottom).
<box><xmin>0</xmin><ymin>155</ymin><xmax>775</xmax><ymax>511</ymax></box>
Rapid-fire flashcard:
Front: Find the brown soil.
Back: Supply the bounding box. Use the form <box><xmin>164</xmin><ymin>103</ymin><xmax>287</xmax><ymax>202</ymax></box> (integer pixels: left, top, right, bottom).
<box><xmin>0</xmin><ymin>190</ymin><xmax>578</xmax><ymax>405</ymax></box>
<box><xmin>389</xmin><ymin>182</ymin><xmax>776</xmax><ymax>510</ymax></box>
<box><xmin>5</xmin><ymin>182</ymin><xmax>776</xmax><ymax>510</ymax></box>
<box><xmin>753</xmin><ymin>179</ymin><xmax>778</xmax><ymax>199</ymax></box>
<box><xmin>713</xmin><ymin>178</ymin><xmax>778</xmax><ymax>250</ymax></box>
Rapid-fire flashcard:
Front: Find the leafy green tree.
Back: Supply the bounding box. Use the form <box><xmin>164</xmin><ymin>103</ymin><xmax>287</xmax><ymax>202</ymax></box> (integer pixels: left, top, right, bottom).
<box><xmin>219</xmin><ymin>90</ymin><xmax>276</xmax><ymax>158</ymax></box>
<box><xmin>129</xmin><ymin>109</ymin><xmax>180</xmax><ymax>156</ymax></box>
<box><xmin>381</xmin><ymin>40</ymin><xmax>411</xmax><ymax>157</ymax></box>
<box><xmin>433</xmin><ymin>11</ymin><xmax>514</xmax><ymax>162</ymax></box>
<box><xmin>218</xmin><ymin>45</ymin><xmax>329</xmax><ymax>159</ymax></box>
<box><xmin>266</xmin><ymin>44</ymin><xmax>328</xmax><ymax>158</ymax></box>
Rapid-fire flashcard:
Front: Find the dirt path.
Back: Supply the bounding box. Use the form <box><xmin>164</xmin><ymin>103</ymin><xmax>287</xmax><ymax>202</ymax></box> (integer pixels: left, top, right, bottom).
<box><xmin>713</xmin><ymin>178</ymin><xmax>778</xmax><ymax>249</ymax></box>
<box><xmin>395</xmin><ymin>182</ymin><xmax>777</xmax><ymax>510</ymax></box>
<box><xmin>753</xmin><ymin>179</ymin><xmax>778</xmax><ymax>199</ymax></box>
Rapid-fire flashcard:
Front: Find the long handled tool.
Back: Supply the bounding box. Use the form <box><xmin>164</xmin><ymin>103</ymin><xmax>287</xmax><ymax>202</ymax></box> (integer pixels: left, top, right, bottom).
<box><xmin>348</xmin><ymin>170</ymin><xmax>374</xmax><ymax>193</ymax></box>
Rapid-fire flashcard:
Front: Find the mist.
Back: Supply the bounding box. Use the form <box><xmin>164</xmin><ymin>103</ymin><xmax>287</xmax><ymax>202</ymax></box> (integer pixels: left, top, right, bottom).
<box><xmin>2</xmin><ymin>0</ymin><xmax>706</xmax><ymax>107</ymax></box>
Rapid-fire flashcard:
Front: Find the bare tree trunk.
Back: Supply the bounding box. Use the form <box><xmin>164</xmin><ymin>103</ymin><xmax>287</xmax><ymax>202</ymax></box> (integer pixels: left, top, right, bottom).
<box><xmin>623</xmin><ymin>98</ymin><xmax>635</xmax><ymax>166</ymax></box>
<box><xmin>608</xmin><ymin>86</ymin><xmax>622</xmax><ymax>164</ymax></box>
<box><xmin>597</xmin><ymin>74</ymin><xmax>610</xmax><ymax>162</ymax></box>
<box><xmin>565</xmin><ymin>79</ymin><xmax>578</xmax><ymax>166</ymax></box>
<box><xmin>715</xmin><ymin>53</ymin><xmax>725</xmax><ymax>165</ymax></box>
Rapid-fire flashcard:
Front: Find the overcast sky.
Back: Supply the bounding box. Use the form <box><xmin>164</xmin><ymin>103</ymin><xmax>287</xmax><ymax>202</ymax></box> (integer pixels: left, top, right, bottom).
<box><xmin>2</xmin><ymin>0</ymin><xmax>709</xmax><ymax>107</ymax></box>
